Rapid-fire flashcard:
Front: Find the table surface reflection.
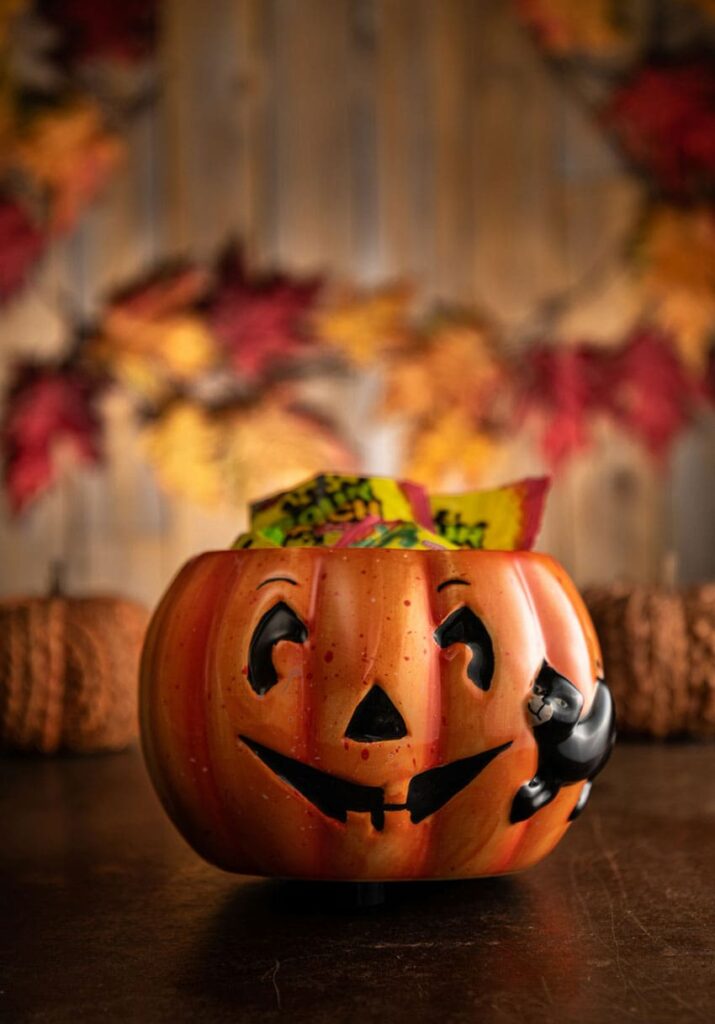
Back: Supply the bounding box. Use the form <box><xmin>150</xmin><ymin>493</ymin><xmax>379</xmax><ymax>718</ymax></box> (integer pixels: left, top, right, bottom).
<box><xmin>1</xmin><ymin>742</ymin><xmax>713</xmax><ymax>1023</ymax></box>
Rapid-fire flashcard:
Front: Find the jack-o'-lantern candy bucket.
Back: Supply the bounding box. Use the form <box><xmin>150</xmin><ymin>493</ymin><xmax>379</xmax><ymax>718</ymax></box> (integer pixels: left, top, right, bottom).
<box><xmin>140</xmin><ymin>475</ymin><xmax>615</xmax><ymax>880</ymax></box>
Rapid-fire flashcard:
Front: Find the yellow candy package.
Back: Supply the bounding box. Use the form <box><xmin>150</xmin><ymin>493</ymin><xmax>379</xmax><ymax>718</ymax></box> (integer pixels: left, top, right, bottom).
<box><xmin>231</xmin><ymin>531</ymin><xmax>281</xmax><ymax>550</ymax></box>
<box><xmin>429</xmin><ymin>477</ymin><xmax>550</xmax><ymax>550</ymax></box>
<box><xmin>242</xmin><ymin>473</ymin><xmax>432</xmax><ymax>548</ymax></box>
<box><xmin>230</xmin><ymin>472</ymin><xmax>551</xmax><ymax>551</ymax></box>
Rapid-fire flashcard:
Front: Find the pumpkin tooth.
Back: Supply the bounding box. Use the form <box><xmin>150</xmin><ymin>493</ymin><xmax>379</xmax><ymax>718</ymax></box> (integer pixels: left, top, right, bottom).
<box><xmin>239</xmin><ymin>734</ymin><xmax>387</xmax><ymax>830</ymax></box>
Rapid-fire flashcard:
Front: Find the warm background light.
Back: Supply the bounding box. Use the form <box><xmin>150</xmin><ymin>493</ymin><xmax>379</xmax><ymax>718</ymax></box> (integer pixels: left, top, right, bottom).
<box><xmin>1</xmin><ymin>0</ymin><xmax>713</xmax><ymax>608</ymax></box>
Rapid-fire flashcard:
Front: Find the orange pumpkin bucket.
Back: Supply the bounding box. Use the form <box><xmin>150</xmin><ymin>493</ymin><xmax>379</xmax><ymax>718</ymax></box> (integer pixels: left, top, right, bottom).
<box><xmin>140</xmin><ymin>475</ymin><xmax>615</xmax><ymax>881</ymax></box>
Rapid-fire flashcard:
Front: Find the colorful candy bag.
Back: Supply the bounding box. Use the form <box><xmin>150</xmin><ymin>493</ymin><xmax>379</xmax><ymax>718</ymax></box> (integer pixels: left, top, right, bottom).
<box><xmin>231</xmin><ymin>473</ymin><xmax>550</xmax><ymax>551</ymax></box>
<box><xmin>245</xmin><ymin>473</ymin><xmax>433</xmax><ymax>547</ymax></box>
<box><xmin>332</xmin><ymin>518</ymin><xmax>457</xmax><ymax>550</ymax></box>
<box><xmin>429</xmin><ymin>477</ymin><xmax>550</xmax><ymax>550</ymax></box>
<box><xmin>232</xmin><ymin>531</ymin><xmax>281</xmax><ymax>550</ymax></box>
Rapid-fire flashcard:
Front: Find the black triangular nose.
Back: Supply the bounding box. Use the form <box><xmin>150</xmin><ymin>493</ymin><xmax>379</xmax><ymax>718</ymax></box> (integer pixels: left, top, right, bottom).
<box><xmin>344</xmin><ymin>685</ymin><xmax>407</xmax><ymax>743</ymax></box>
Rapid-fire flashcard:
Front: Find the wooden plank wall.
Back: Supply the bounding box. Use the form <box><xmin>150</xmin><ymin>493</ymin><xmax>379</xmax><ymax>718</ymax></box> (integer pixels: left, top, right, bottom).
<box><xmin>1</xmin><ymin>0</ymin><xmax>713</xmax><ymax>608</ymax></box>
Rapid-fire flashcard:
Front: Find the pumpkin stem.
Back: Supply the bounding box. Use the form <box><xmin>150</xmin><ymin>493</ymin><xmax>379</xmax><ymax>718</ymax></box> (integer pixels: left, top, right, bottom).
<box><xmin>49</xmin><ymin>560</ymin><xmax>65</xmax><ymax>597</ymax></box>
<box><xmin>661</xmin><ymin>550</ymin><xmax>678</xmax><ymax>590</ymax></box>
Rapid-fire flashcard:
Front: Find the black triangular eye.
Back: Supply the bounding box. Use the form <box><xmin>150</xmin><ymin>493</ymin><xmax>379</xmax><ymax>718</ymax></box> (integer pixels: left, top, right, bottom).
<box><xmin>248</xmin><ymin>602</ymin><xmax>308</xmax><ymax>695</ymax></box>
<box><xmin>434</xmin><ymin>606</ymin><xmax>494</xmax><ymax>692</ymax></box>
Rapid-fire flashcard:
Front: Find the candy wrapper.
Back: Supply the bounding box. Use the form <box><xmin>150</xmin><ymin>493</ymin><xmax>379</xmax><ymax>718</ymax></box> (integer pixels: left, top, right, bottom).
<box><xmin>242</xmin><ymin>473</ymin><xmax>434</xmax><ymax>548</ymax></box>
<box><xmin>429</xmin><ymin>477</ymin><xmax>550</xmax><ymax>550</ymax></box>
<box><xmin>232</xmin><ymin>532</ymin><xmax>282</xmax><ymax>550</ymax></box>
<box><xmin>332</xmin><ymin>518</ymin><xmax>457</xmax><ymax>550</ymax></box>
<box><xmin>231</xmin><ymin>473</ymin><xmax>550</xmax><ymax>551</ymax></box>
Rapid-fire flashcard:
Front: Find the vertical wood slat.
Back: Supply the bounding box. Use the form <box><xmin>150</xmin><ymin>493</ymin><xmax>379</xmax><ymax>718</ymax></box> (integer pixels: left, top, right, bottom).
<box><xmin>160</xmin><ymin>0</ymin><xmax>246</xmax><ymax>257</ymax></box>
<box><xmin>375</xmin><ymin>0</ymin><xmax>433</xmax><ymax>288</ymax></box>
<box><xmin>270</xmin><ymin>0</ymin><xmax>353</xmax><ymax>274</ymax></box>
<box><xmin>346</xmin><ymin>0</ymin><xmax>380</xmax><ymax>282</ymax></box>
<box><xmin>672</xmin><ymin>416</ymin><xmax>715</xmax><ymax>585</ymax></box>
<box><xmin>471</xmin><ymin>0</ymin><xmax>567</xmax><ymax>325</ymax></box>
<box><xmin>429</xmin><ymin>0</ymin><xmax>477</xmax><ymax>303</ymax></box>
<box><xmin>234</xmin><ymin>0</ymin><xmax>275</xmax><ymax>266</ymax></box>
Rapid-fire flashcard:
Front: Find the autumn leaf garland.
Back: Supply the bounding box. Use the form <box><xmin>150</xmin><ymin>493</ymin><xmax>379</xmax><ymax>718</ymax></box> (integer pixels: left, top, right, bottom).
<box><xmin>0</xmin><ymin>0</ymin><xmax>157</xmax><ymax>304</ymax></box>
<box><xmin>3</xmin><ymin>235</ymin><xmax>713</xmax><ymax>512</ymax></box>
<box><xmin>3</xmin><ymin>1</ymin><xmax>715</xmax><ymax>513</ymax></box>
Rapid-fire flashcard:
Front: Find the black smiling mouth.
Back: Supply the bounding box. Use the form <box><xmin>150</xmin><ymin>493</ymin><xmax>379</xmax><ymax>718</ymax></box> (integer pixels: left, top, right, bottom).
<box><xmin>239</xmin><ymin>735</ymin><xmax>512</xmax><ymax>831</ymax></box>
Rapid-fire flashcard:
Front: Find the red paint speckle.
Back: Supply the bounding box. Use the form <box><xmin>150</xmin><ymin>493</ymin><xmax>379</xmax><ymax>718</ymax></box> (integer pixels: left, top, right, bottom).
<box><xmin>324</xmin><ymin>651</ymin><xmax>334</xmax><ymax>663</ymax></box>
<box><xmin>404</xmin><ymin>599</ymin><xmax>411</xmax><ymax>606</ymax></box>
<box><xmin>361</xmin><ymin>749</ymin><xmax>370</xmax><ymax>760</ymax></box>
<box><xmin>241</xmin><ymin>665</ymin><xmax>247</xmax><ymax>676</ymax></box>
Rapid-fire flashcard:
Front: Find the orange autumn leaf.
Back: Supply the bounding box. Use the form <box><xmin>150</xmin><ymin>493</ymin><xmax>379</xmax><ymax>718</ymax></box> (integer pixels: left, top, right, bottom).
<box><xmin>638</xmin><ymin>205</ymin><xmax>715</xmax><ymax>371</ymax></box>
<box><xmin>13</xmin><ymin>100</ymin><xmax>123</xmax><ymax>231</ymax></box>
<box><xmin>312</xmin><ymin>284</ymin><xmax>413</xmax><ymax>365</ymax></box>
<box><xmin>517</xmin><ymin>0</ymin><xmax>625</xmax><ymax>54</ymax></box>
<box><xmin>383</xmin><ymin>314</ymin><xmax>504</xmax><ymax>421</ymax></box>
<box><xmin>402</xmin><ymin>409</ymin><xmax>504</xmax><ymax>492</ymax></box>
<box><xmin>89</xmin><ymin>266</ymin><xmax>217</xmax><ymax>400</ymax></box>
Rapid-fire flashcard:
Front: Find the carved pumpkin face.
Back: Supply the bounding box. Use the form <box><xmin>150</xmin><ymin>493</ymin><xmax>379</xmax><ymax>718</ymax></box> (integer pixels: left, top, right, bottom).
<box><xmin>141</xmin><ymin>549</ymin><xmax>611</xmax><ymax>880</ymax></box>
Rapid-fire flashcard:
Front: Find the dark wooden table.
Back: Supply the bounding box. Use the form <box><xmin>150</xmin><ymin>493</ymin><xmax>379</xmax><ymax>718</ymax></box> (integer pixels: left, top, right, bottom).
<box><xmin>1</xmin><ymin>742</ymin><xmax>714</xmax><ymax>1023</ymax></box>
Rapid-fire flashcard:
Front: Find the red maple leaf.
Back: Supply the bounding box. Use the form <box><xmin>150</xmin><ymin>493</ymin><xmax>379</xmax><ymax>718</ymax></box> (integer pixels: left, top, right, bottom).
<box><xmin>607</xmin><ymin>329</ymin><xmax>698</xmax><ymax>459</ymax></box>
<box><xmin>208</xmin><ymin>248</ymin><xmax>322</xmax><ymax>383</ymax></box>
<box><xmin>1</xmin><ymin>366</ymin><xmax>104</xmax><ymax>514</ymax></box>
<box><xmin>520</xmin><ymin>329</ymin><xmax>699</xmax><ymax>468</ymax></box>
<box><xmin>39</xmin><ymin>0</ymin><xmax>158</xmax><ymax>64</ymax></box>
<box><xmin>605</xmin><ymin>62</ymin><xmax>715</xmax><ymax>197</ymax></box>
<box><xmin>0</xmin><ymin>200</ymin><xmax>46</xmax><ymax>303</ymax></box>
<box><xmin>518</xmin><ymin>345</ymin><xmax>604</xmax><ymax>467</ymax></box>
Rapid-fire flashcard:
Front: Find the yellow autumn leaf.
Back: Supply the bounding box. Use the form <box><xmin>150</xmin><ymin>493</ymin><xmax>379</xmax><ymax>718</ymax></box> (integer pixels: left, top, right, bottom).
<box><xmin>518</xmin><ymin>0</ymin><xmax>625</xmax><ymax>54</ymax></box>
<box><xmin>403</xmin><ymin>409</ymin><xmax>504</xmax><ymax>492</ymax></box>
<box><xmin>142</xmin><ymin>399</ymin><xmax>354</xmax><ymax>508</ymax></box>
<box><xmin>143</xmin><ymin>402</ymin><xmax>226</xmax><ymax>506</ymax></box>
<box><xmin>221</xmin><ymin>402</ymin><xmax>356</xmax><ymax>507</ymax></box>
<box><xmin>312</xmin><ymin>284</ymin><xmax>413</xmax><ymax>364</ymax></box>
<box><xmin>639</xmin><ymin>205</ymin><xmax>715</xmax><ymax>371</ymax></box>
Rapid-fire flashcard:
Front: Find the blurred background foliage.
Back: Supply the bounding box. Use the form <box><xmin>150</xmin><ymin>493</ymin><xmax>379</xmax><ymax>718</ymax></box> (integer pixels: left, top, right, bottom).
<box><xmin>1</xmin><ymin>0</ymin><xmax>714</xmax><ymax>605</ymax></box>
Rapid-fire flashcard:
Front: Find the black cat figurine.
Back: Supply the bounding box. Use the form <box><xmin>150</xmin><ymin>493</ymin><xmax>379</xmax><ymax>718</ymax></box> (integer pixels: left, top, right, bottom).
<box><xmin>510</xmin><ymin>661</ymin><xmax>616</xmax><ymax>824</ymax></box>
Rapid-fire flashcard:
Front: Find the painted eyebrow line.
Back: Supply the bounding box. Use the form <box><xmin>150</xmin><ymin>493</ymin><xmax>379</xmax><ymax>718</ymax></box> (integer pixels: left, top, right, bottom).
<box><xmin>256</xmin><ymin>576</ymin><xmax>299</xmax><ymax>590</ymax></box>
<box><xmin>437</xmin><ymin>578</ymin><xmax>471</xmax><ymax>593</ymax></box>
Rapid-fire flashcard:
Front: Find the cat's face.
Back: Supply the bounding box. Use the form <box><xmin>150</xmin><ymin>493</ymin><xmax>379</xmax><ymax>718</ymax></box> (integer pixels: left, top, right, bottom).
<box><xmin>527</xmin><ymin>662</ymin><xmax>584</xmax><ymax>731</ymax></box>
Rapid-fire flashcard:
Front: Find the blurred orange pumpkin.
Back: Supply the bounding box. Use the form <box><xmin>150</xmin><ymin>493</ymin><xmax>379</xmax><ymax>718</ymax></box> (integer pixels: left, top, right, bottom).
<box><xmin>141</xmin><ymin>549</ymin><xmax>614</xmax><ymax>880</ymax></box>
<box><xmin>1</xmin><ymin>593</ymin><xmax>148</xmax><ymax>754</ymax></box>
